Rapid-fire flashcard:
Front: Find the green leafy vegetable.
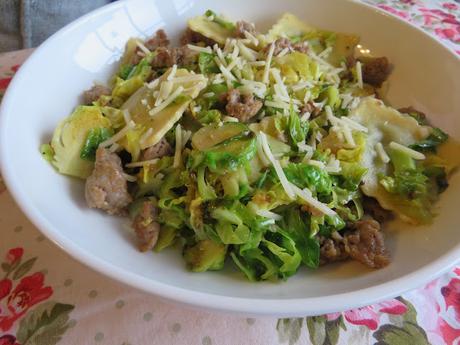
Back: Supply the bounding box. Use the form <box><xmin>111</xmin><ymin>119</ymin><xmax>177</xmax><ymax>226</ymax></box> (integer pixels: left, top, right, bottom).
<box><xmin>198</xmin><ymin>52</ymin><xmax>220</xmax><ymax>74</ymax></box>
<box><xmin>197</xmin><ymin>166</ymin><xmax>218</xmax><ymax>200</ymax></box>
<box><xmin>378</xmin><ymin>149</ymin><xmax>436</xmax><ymax>224</ymax></box>
<box><xmin>40</xmin><ymin>144</ymin><xmax>54</xmax><ymax>163</ymax></box>
<box><xmin>204</xmin><ymin>10</ymin><xmax>236</xmax><ymax>31</ymax></box>
<box><xmin>119</xmin><ymin>64</ymin><xmax>135</xmax><ymax>80</ymax></box>
<box><xmin>154</xmin><ymin>225</ymin><xmax>178</xmax><ymax>252</ymax></box>
<box><xmin>283</xmin><ymin>163</ymin><xmax>332</xmax><ymax>194</ymax></box>
<box><xmin>410</xmin><ymin>128</ymin><xmax>448</xmax><ymax>153</ymax></box>
<box><xmin>203</xmin><ymin>135</ymin><xmax>257</xmax><ymax>172</ymax></box>
<box><xmin>184</xmin><ymin>239</ymin><xmax>227</xmax><ymax>272</ymax></box>
<box><xmin>196</xmin><ymin>109</ymin><xmax>222</xmax><ymax>125</ymax></box>
<box><xmin>288</xmin><ymin>106</ymin><xmax>308</xmax><ymax>145</ymax></box>
<box><xmin>281</xmin><ymin>207</ymin><xmax>320</xmax><ymax>268</ymax></box>
<box><xmin>80</xmin><ymin>127</ymin><xmax>113</xmax><ymax>161</ymax></box>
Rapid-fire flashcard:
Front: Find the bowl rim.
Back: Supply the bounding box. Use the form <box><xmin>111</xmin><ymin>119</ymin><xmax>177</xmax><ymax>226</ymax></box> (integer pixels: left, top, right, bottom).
<box><xmin>1</xmin><ymin>0</ymin><xmax>459</xmax><ymax>316</ymax></box>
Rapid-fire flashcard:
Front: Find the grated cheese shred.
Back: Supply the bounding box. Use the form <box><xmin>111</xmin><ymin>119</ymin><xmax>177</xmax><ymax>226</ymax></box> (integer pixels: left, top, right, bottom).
<box><xmin>173</xmin><ymin>124</ymin><xmax>182</xmax><ymax>168</ymax></box>
<box><xmin>389</xmin><ymin>141</ymin><xmax>426</xmax><ymax>160</ymax></box>
<box><xmin>259</xmin><ymin>132</ymin><xmax>295</xmax><ymax>199</ymax></box>
<box><xmin>125</xmin><ymin>158</ymin><xmax>159</xmax><ymax>168</ymax></box>
<box><xmin>290</xmin><ymin>184</ymin><xmax>336</xmax><ymax>216</ymax></box>
<box><xmin>186</xmin><ymin>44</ymin><xmax>213</xmax><ymax>54</ymax></box>
<box><xmin>149</xmin><ymin>86</ymin><xmax>184</xmax><ymax>116</ymax></box>
<box><xmin>99</xmin><ymin>121</ymin><xmax>135</xmax><ymax>148</ymax></box>
<box><xmin>262</xmin><ymin>43</ymin><xmax>275</xmax><ymax>85</ymax></box>
<box><xmin>356</xmin><ymin>61</ymin><xmax>363</xmax><ymax>89</ymax></box>
<box><xmin>256</xmin><ymin>209</ymin><xmax>282</xmax><ymax>221</ymax></box>
<box><xmin>375</xmin><ymin>143</ymin><xmax>390</xmax><ymax>163</ymax></box>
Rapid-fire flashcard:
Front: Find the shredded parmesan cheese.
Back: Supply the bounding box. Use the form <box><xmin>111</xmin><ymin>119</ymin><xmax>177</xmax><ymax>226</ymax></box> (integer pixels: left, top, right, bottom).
<box><xmin>222</xmin><ymin>116</ymin><xmax>239</xmax><ymax>122</ymax></box>
<box><xmin>214</xmin><ymin>44</ymin><xmax>227</xmax><ymax>66</ymax></box>
<box><xmin>300</xmin><ymin>112</ymin><xmax>311</xmax><ymax>122</ymax></box>
<box><xmin>291</xmin><ymin>184</ymin><xmax>336</xmax><ymax>216</ymax></box>
<box><xmin>236</xmin><ymin>41</ymin><xmax>257</xmax><ymax>61</ymax></box>
<box><xmin>262</xmin><ymin>43</ymin><xmax>275</xmax><ymax>85</ymax></box>
<box><xmin>389</xmin><ymin>141</ymin><xmax>426</xmax><ymax>160</ymax></box>
<box><xmin>264</xmin><ymin>100</ymin><xmax>290</xmax><ymax>110</ymax></box>
<box><xmin>123</xmin><ymin>173</ymin><xmax>137</xmax><ymax>182</ymax></box>
<box><xmin>173</xmin><ymin>124</ymin><xmax>182</xmax><ymax>168</ymax></box>
<box><xmin>99</xmin><ymin>121</ymin><xmax>135</xmax><ymax>148</ymax></box>
<box><xmin>139</xmin><ymin>128</ymin><xmax>153</xmax><ymax>147</ymax></box>
<box><xmin>125</xmin><ymin>158</ymin><xmax>159</xmax><ymax>168</ymax></box>
<box><xmin>259</xmin><ymin>132</ymin><xmax>295</xmax><ymax>199</ymax></box>
<box><xmin>186</xmin><ymin>44</ymin><xmax>213</xmax><ymax>54</ymax></box>
<box><xmin>326</xmin><ymin>156</ymin><xmax>341</xmax><ymax>174</ymax></box>
<box><xmin>375</xmin><ymin>143</ymin><xmax>390</xmax><ymax>163</ymax></box>
<box><xmin>147</xmin><ymin>78</ymin><xmax>160</xmax><ymax>90</ymax></box>
<box><xmin>318</xmin><ymin>46</ymin><xmax>332</xmax><ymax>59</ymax></box>
<box><xmin>218</xmin><ymin>63</ymin><xmax>236</xmax><ymax>82</ymax></box>
<box><xmin>256</xmin><ymin>209</ymin><xmax>282</xmax><ymax>221</ymax></box>
<box><xmin>277</xmin><ymin>47</ymin><xmax>290</xmax><ymax>57</ymax></box>
<box><xmin>182</xmin><ymin>129</ymin><xmax>192</xmax><ymax>148</ymax></box>
<box><xmin>230</xmin><ymin>43</ymin><xmax>240</xmax><ymax>61</ymax></box>
<box><xmin>256</xmin><ymin>134</ymin><xmax>270</xmax><ymax>166</ymax></box>
<box><xmin>166</xmin><ymin>64</ymin><xmax>177</xmax><ymax>81</ymax></box>
<box><xmin>122</xmin><ymin>109</ymin><xmax>131</xmax><ymax>124</ymax></box>
<box><xmin>243</xmin><ymin>30</ymin><xmax>259</xmax><ymax>46</ymax></box>
<box><xmin>306</xmin><ymin>160</ymin><xmax>326</xmax><ymax>169</ymax></box>
<box><xmin>356</xmin><ymin>61</ymin><xmax>363</xmax><ymax>89</ymax></box>
<box><xmin>241</xmin><ymin>79</ymin><xmax>267</xmax><ymax>98</ymax></box>
<box><xmin>248</xmin><ymin>61</ymin><xmax>266</xmax><ymax>67</ymax></box>
<box><xmin>149</xmin><ymin>86</ymin><xmax>184</xmax><ymax>116</ymax></box>
<box><xmin>331</xmin><ymin>231</ymin><xmax>343</xmax><ymax>241</ymax></box>
<box><xmin>169</xmin><ymin>75</ymin><xmax>206</xmax><ymax>84</ymax></box>
<box><xmin>292</xmin><ymin>81</ymin><xmax>313</xmax><ymax>92</ymax></box>
<box><xmin>342</xmin><ymin>124</ymin><xmax>356</xmax><ymax>148</ymax></box>
<box><xmin>202</xmin><ymin>92</ymin><xmax>215</xmax><ymax>98</ymax></box>
<box><xmin>136</xmin><ymin>40</ymin><xmax>151</xmax><ymax>55</ymax></box>
<box><xmin>156</xmin><ymin>80</ymin><xmax>174</xmax><ymax>106</ymax></box>
<box><xmin>108</xmin><ymin>143</ymin><xmax>120</xmax><ymax>153</ymax></box>
<box><xmin>340</xmin><ymin>116</ymin><xmax>368</xmax><ymax>133</ymax></box>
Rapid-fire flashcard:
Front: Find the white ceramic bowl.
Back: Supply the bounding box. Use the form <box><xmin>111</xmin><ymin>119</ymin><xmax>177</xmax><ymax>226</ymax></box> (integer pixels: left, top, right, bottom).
<box><xmin>1</xmin><ymin>0</ymin><xmax>459</xmax><ymax>316</ymax></box>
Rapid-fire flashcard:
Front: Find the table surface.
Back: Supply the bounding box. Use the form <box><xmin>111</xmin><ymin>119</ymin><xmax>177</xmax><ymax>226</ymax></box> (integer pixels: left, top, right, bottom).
<box><xmin>1</xmin><ymin>1</ymin><xmax>460</xmax><ymax>344</ymax></box>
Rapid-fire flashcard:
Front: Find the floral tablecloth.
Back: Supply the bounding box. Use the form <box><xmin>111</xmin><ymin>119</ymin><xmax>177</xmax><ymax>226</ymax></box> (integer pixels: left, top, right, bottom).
<box><xmin>1</xmin><ymin>1</ymin><xmax>460</xmax><ymax>344</ymax></box>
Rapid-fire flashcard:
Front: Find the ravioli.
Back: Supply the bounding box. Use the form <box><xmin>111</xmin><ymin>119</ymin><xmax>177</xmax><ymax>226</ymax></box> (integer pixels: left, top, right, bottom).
<box><xmin>350</xmin><ymin>97</ymin><xmax>432</xmax><ymax>223</ymax></box>
<box><xmin>267</xmin><ymin>13</ymin><xmax>359</xmax><ymax>67</ymax></box>
<box><xmin>188</xmin><ymin>15</ymin><xmax>234</xmax><ymax>45</ymax></box>
<box><xmin>120</xmin><ymin>68</ymin><xmax>207</xmax><ymax>160</ymax></box>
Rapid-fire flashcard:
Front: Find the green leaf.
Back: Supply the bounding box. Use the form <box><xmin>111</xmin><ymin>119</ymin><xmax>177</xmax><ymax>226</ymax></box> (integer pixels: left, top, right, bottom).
<box><xmin>277</xmin><ymin>318</ymin><xmax>304</xmax><ymax>345</ymax></box>
<box><xmin>204</xmin><ymin>10</ymin><xmax>236</xmax><ymax>30</ymax></box>
<box><xmin>80</xmin><ymin>127</ymin><xmax>113</xmax><ymax>161</ymax></box>
<box><xmin>283</xmin><ymin>163</ymin><xmax>332</xmax><ymax>195</ymax></box>
<box><xmin>306</xmin><ymin>316</ymin><xmax>327</xmax><ymax>345</ymax></box>
<box><xmin>198</xmin><ymin>52</ymin><xmax>219</xmax><ymax>74</ymax></box>
<box><xmin>12</xmin><ymin>257</ymin><xmax>37</xmax><ymax>280</ymax></box>
<box><xmin>288</xmin><ymin>105</ymin><xmax>308</xmax><ymax>145</ymax></box>
<box><xmin>40</xmin><ymin>144</ymin><xmax>54</xmax><ymax>163</ymax></box>
<box><xmin>16</xmin><ymin>301</ymin><xmax>75</xmax><ymax>345</ymax></box>
<box><xmin>373</xmin><ymin>322</ymin><xmax>430</xmax><ymax>345</ymax></box>
<box><xmin>119</xmin><ymin>64</ymin><xmax>134</xmax><ymax>80</ymax></box>
<box><xmin>410</xmin><ymin>127</ymin><xmax>448</xmax><ymax>153</ymax></box>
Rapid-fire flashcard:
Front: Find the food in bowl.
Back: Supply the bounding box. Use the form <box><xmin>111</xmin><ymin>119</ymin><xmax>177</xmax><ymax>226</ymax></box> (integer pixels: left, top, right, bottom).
<box><xmin>40</xmin><ymin>10</ymin><xmax>458</xmax><ymax>281</ymax></box>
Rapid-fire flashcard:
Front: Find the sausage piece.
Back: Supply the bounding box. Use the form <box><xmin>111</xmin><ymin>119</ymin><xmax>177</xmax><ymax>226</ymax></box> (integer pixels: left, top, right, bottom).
<box><xmin>85</xmin><ymin>148</ymin><xmax>132</xmax><ymax>215</ymax></box>
<box><xmin>132</xmin><ymin>201</ymin><xmax>161</xmax><ymax>252</ymax></box>
<box><xmin>223</xmin><ymin>89</ymin><xmax>262</xmax><ymax>122</ymax></box>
